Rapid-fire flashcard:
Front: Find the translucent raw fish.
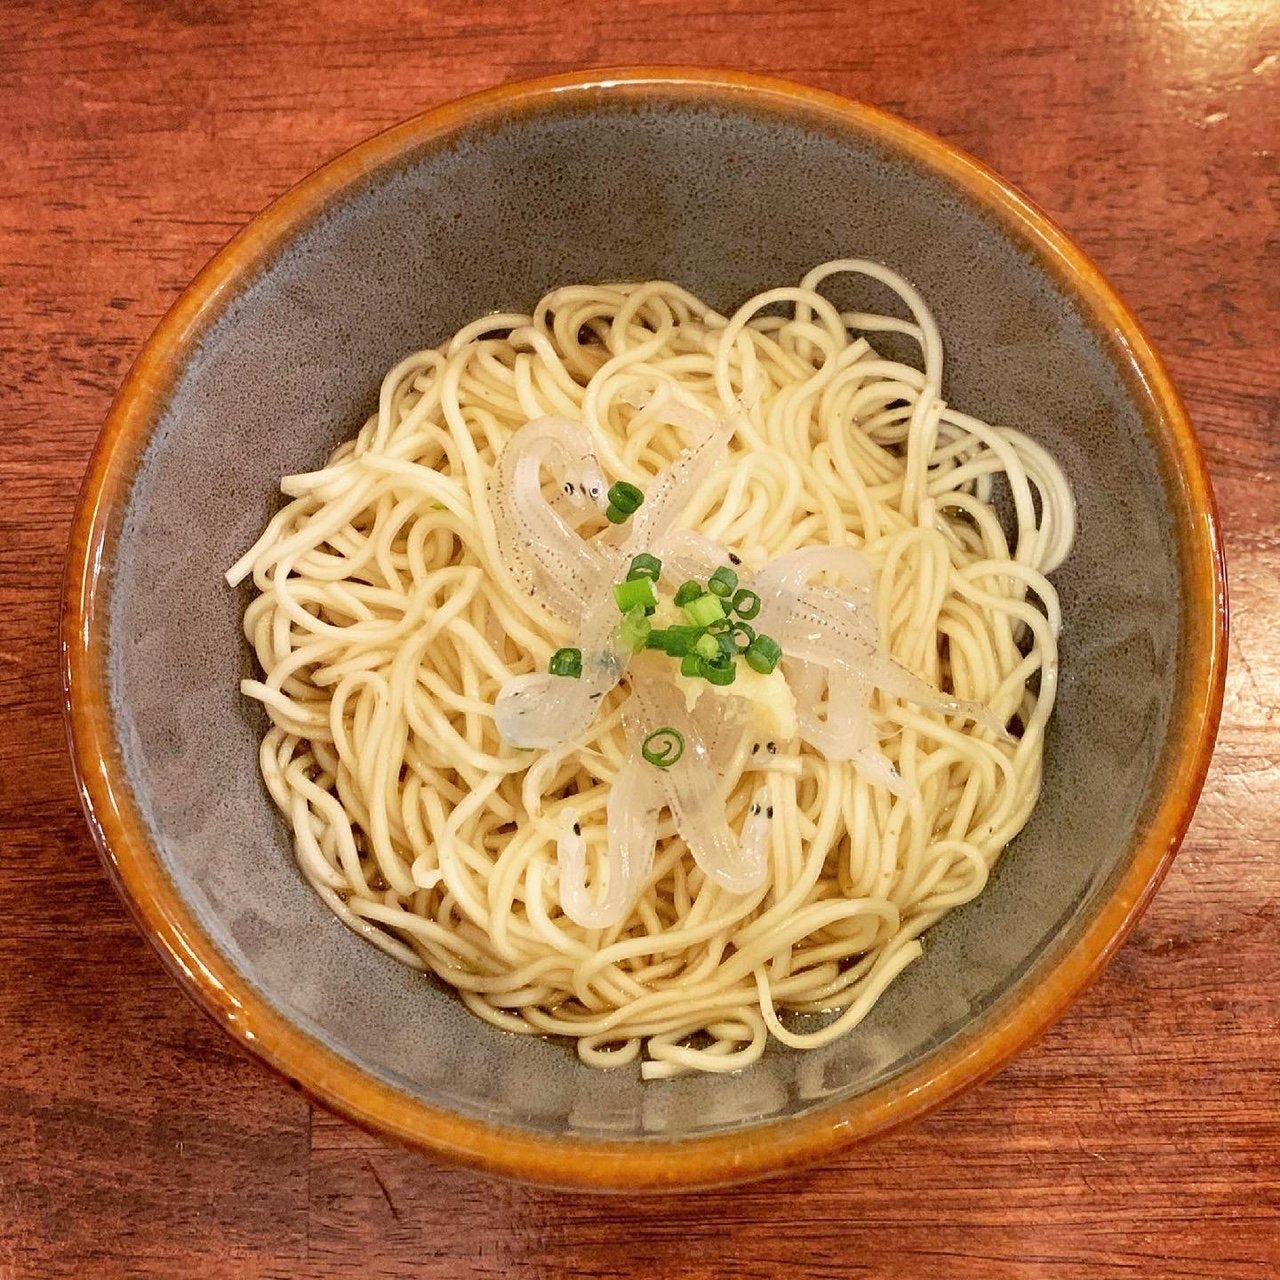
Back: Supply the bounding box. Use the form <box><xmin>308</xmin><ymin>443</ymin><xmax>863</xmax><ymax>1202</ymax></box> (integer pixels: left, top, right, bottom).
<box><xmin>656</xmin><ymin>528</ymin><xmax>736</xmax><ymax>590</ymax></box>
<box><xmin>494</xmin><ymin>594</ymin><xmax>626</xmax><ymax>749</ymax></box>
<box><xmin>753</xmin><ymin>545</ymin><xmax>877</xmax><ymax>602</ymax></box>
<box><xmin>754</xmin><ymin>547</ymin><xmax>1005</xmax><ymax>786</ymax></box>
<box><xmin>622</xmin><ymin>396</ymin><xmax>740</xmax><ymax>552</ymax></box>
<box><xmin>789</xmin><ymin>659</ymin><xmax>909</xmax><ymax>797</ymax></box>
<box><xmin>699</xmin><ymin>685</ymin><xmax>751</xmax><ymax>773</ymax></box>
<box><xmin>624</xmin><ymin>671</ymin><xmax>768</xmax><ymax>896</ymax></box>
<box><xmin>487</xmin><ymin>416</ymin><xmax>612</xmax><ymax>624</ymax></box>
<box><xmin>557</xmin><ymin>761</ymin><xmax>662</xmax><ymax>929</ymax></box>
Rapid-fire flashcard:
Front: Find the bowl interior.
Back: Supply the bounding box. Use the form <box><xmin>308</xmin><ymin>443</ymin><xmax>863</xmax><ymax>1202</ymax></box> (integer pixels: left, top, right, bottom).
<box><xmin>101</xmin><ymin>88</ymin><xmax>1180</xmax><ymax>1142</ymax></box>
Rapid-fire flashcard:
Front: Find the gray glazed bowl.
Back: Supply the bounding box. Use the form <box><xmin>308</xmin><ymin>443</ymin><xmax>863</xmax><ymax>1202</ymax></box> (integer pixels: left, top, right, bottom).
<box><xmin>65</xmin><ymin>69</ymin><xmax>1226</xmax><ymax>1189</ymax></box>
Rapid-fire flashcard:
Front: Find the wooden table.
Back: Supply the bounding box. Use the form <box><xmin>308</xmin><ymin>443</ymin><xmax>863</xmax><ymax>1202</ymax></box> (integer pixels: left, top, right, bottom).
<box><xmin>3</xmin><ymin>2</ymin><xmax>1277</xmax><ymax>1275</ymax></box>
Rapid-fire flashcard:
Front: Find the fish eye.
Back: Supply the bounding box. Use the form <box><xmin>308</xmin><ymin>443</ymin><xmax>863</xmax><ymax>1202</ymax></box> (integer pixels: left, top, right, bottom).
<box><xmin>766</xmin><ymin>805</ymin><xmax>774</xmax><ymax>819</ymax></box>
<box><xmin>563</xmin><ymin>481</ymin><xmax>573</xmax><ymax>495</ymax></box>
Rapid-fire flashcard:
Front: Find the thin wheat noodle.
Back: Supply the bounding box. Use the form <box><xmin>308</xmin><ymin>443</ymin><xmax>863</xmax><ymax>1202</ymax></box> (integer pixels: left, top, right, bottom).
<box><xmin>229</xmin><ymin>263</ymin><xmax>1073</xmax><ymax>1075</ymax></box>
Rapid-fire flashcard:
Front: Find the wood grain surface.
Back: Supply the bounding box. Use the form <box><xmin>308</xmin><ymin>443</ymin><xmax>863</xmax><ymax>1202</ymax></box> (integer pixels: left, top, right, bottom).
<box><xmin>2</xmin><ymin>1</ymin><xmax>1277</xmax><ymax>1276</ymax></box>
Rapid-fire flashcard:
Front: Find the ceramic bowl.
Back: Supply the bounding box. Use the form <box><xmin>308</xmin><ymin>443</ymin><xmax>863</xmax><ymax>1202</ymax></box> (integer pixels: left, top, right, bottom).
<box><xmin>64</xmin><ymin>69</ymin><xmax>1226</xmax><ymax>1189</ymax></box>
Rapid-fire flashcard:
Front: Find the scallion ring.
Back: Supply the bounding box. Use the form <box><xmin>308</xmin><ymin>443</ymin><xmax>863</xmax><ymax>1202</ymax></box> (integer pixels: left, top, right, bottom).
<box><xmin>708</xmin><ymin>565</ymin><xmax>738</xmax><ymax>598</ymax></box>
<box><xmin>641</xmin><ymin>727</ymin><xmax>685</xmax><ymax>768</ymax></box>
<box><xmin>548</xmin><ymin>647</ymin><xmax>582</xmax><ymax>678</ymax></box>
<box><xmin>627</xmin><ymin>552</ymin><xmax>662</xmax><ymax>582</ymax></box>
<box><xmin>606</xmin><ymin>480</ymin><xmax>644</xmax><ymax>515</ymax></box>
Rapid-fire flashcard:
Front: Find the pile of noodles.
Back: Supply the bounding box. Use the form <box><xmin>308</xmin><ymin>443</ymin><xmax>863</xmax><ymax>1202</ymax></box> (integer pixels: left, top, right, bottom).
<box><xmin>228</xmin><ymin>261</ymin><xmax>1073</xmax><ymax>1077</ymax></box>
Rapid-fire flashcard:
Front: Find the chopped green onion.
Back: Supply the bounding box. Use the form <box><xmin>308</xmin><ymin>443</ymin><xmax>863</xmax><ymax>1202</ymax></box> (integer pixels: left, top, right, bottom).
<box><xmin>604</xmin><ymin>503</ymin><xmax>630</xmax><ymax>525</ymax></box>
<box><xmin>673</xmin><ymin>579</ymin><xmax>702</xmax><ymax>607</ymax></box>
<box><xmin>732</xmin><ymin>588</ymin><xmax>761</xmax><ymax>620</ymax></box>
<box><xmin>729</xmin><ymin>621</ymin><xmax>756</xmax><ymax>652</ymax></box>
<box><xmin>641</xmin><ymin>727</ymin><xmax>684</xmax><ymax>768</ymax></box>
<box><xmin>701</xmin><ymin>657</ymin><xmax>737</xmax><ymax>686</ymax></box>
<box><xmin>606</xmin><ymin>480</ymin><xmax>644</xmax><ymax>515</ymax></box>
<box><xmin>708</xmin><ymin>566</ymin><xmax>738</xmax><ymax>598</ymax></box>
<box><xmin>669</xmin><ymin>625</ymin><xmax>702</xmax><ymax>653</ymax></box>
<box><xmin>627</xmin><ymin>552</ymin><xmax>662</xmax><ymax>582</ymax></box>
<box><xmin>613</xmin><ymin>576</ymin><xmax>658</xmax><ymax>613</ymax></box>
<box><xmin>744</xmin><ymin>633</ymin><xmax>783</xmax><ymax>675</ymax></box>
<box><xmin>647</xmin><ymin>624</ymin><xmax>700</xmax><ymax>655</ymax></box>
<box><xmin>617</xmin><ymin>606</ymin><xmax>651</xmax><ymax>654</ymax></box>
<box><xmin>694</xmin><ymin>633</ymin><xmax>720</xmax><ymax>661</ymax></box>
<box><xmin>683</xmin><ymin>593</ymin><xmax>725</xmax><ymax>628</ymax></box>
<box><xmin>679</xmin><ymin>653</ymin><xmax>702</xmax><ymax>678</ymax></box>
<box><xmin>548</xmin><ymin>647</ymin><xmax>582</xmax><ymax>678</ymax></box>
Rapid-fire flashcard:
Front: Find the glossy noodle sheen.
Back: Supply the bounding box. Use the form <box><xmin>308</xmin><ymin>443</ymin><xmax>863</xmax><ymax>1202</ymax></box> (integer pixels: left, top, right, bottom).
<box><xmin>228</xmin><ymin>262</ymin><xmax>1074</xmax><ymax>1077</ymax></box>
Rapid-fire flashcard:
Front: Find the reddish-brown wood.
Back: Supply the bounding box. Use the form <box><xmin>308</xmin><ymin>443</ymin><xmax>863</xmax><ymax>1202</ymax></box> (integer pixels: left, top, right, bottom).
<box><xmin>1</xmin><ymin>1</ymin><xmax>1276</xmax><ymax>1276</ymax></box>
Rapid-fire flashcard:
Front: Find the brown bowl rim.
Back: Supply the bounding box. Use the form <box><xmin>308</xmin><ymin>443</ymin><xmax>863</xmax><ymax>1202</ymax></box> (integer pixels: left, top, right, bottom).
<box><xmin>62</xmin><ymin>67</ymin><xmax>1228</xmax><ymax>1190</ymax></box>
